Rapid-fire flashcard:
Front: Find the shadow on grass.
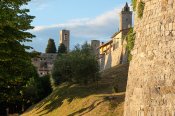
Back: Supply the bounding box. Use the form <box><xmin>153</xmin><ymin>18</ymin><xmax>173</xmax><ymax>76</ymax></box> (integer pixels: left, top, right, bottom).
<box><xmin>68</xmin><ymin>93</ymin><xmax>125</xmax><ymax>116</ymax></box>
<box><xmin>68</xmin><ymin>100</ymin><xmax>105</xmax><ymax>116</ymax></box>
<box><xmin>36</xmin><ymin>84</ymin><xmax>112</xmax><ymax>116</ymax></box>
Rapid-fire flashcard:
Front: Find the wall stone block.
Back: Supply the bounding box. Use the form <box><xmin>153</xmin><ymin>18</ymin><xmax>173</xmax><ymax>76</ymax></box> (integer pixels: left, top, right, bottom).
<box><xmin>124</xmin><ymin>0</ymin><xmax>175</xmax><ymax>115</ymax></box>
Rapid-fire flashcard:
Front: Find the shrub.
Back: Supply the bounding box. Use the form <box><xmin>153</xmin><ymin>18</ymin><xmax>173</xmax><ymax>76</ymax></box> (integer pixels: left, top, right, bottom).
<box><xmin>37</xmin><ymin>75</ymin><xmax>52</xmax><ymax>99</ymax></box>
<box><xmin>22</xmin><ymin>75</ymin><xmax>52</xmax><ymax>106</ymax></box>
<box><xmin>132</xmin><ymin>0</ymin><xmax>137</xmax><ymax>11</ymax></box>
<box><xmin>131</xmin><ymin>0</ymin><xmax>145</xmax><ymax>18</ymax></box>
<box><xmin>126</xmin><ymin>28</ymin><xmax>136</xmax><ymax>62</ymax></box>
<box><xmin>52</xmin><ymin>42</ymin><xmax>100</xmax><ymax>86</ymax></box>
<box><xmin>137</xmin><ymin>1</ymin><xmax>145</xmax><ymax>18</ymax></box>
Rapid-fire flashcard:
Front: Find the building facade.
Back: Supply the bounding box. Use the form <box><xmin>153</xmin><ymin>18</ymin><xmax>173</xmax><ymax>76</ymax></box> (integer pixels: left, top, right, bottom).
<box><xmin>97</xmin><ymin>3</ymin><xmax>132</xmax><ymax>71</ymax></box>
<box><xmin>32</xmin><ymin>53</ymin><xmax>57</xmax><ymax>77</ymax></box>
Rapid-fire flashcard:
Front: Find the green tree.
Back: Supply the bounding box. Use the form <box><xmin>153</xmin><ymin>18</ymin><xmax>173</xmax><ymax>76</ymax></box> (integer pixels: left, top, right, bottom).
<box><xmin>58</xmin><ymin>43</ymin><xmax>67</xmax><ymax>54</ymax></box>
<box><xmin>52</xmin><ymin>42</ymin><xmax>100</xmax><ymax>85</ymax></box>
<box><xmin>0</xmin><ymin>0</ymin><xmax>36</xmax><ymax>114</ymax></box>
<box><xmin>23</xmin><ymin>75</ymin><xmax>52</xmax><ymax>105</ymax></box>
<box><xmin>126</xmin><ymin>28</ymin><xmax>136</xmax><ymax>61</ymax></box>
<box><xmin>45</xmin><ymin>39</ymin><xmax>57</xmax><ymax>53</ymax></box>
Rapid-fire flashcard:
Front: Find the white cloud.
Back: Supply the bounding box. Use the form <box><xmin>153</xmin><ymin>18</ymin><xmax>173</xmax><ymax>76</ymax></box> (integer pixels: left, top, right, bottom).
<box><xmin>28</xmin><ymin>8</ymin><xmax>121</xmax><ymax>52</ymax></box>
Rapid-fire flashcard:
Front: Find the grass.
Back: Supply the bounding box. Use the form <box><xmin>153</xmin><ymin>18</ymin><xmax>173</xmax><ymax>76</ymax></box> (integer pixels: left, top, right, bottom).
<box><xmin>22</xmin><ymin>64</ymin><xmax>129</xmax><ymax>116</ymax></box>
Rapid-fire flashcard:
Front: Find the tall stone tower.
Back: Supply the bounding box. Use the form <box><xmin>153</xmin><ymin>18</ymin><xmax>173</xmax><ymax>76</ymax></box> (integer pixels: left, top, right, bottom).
<box><xmin>120</xmin><ymin>3</ymin><xmax>132</xmax><ymax>30</ymax></box>
<box><xmin>91</xmin><ymin>40</ymin><xmax>100</xmax><ymax>56</ymax></box>
<box><xmin>124</xmin><ymin>0</ymin><xmax>175</xmax><ymax>116</ymax></box>
<box><xmin>60</xmin><ymin>30</ymin><xmax>70</xmax><ymax>52</ymax></box>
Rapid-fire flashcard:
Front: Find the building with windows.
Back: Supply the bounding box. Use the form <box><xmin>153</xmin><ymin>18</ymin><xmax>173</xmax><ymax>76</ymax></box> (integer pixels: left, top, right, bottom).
<box><xmin>97</xmin><ymin>3</ymin><xmax>132</xmax><ymax>70</ymax></box>
<box><xmin>32</xmin><ymin>30</ymin><xmax>71</xmax><ymax>77</ymax></box>
<box><xmin>32</xmin><ymin>53</ymin><xmax>57</xmax><ymax>77</ymax></box>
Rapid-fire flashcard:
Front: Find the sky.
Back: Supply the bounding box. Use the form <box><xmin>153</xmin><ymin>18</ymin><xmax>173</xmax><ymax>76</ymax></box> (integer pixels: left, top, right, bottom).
<box><xmin>26</xmin><ymin>0</ymin><xmax>131</xmax><ymax>52</ymax></box>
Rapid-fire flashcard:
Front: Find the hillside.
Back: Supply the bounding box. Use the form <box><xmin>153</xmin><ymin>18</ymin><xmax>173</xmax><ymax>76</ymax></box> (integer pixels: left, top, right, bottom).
<box><xmin>22</xmin><ymin>64</ymin><xmax>129</xmax><ymax>116</ymax></box>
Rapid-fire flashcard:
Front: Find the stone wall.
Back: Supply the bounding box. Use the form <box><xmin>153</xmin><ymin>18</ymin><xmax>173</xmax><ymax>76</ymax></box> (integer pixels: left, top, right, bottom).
<box><xmin>124</xmin><ymin>0</ymin><xmax>175</xmax><ymax>115</ymax></box>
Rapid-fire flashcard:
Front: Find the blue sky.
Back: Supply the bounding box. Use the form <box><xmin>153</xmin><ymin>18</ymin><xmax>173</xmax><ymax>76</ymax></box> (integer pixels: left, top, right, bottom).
<box><xmin>27</xmin><ymin>0</ymin><xmax>131</xmax><ymax>52</ymax></box>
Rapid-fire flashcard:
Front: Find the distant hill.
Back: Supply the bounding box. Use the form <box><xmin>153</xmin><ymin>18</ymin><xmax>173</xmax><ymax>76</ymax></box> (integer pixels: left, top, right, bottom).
<box><xmin>22</xmin><ymin>64</ymin><xmax>129</xmax><ymax>116</ymax></box>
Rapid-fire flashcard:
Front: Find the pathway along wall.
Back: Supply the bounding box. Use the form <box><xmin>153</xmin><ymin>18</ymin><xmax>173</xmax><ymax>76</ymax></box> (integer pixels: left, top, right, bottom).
<box><xmin>124</xmin><ymin>0</ymin><xmax>175</xmax><ymax>116</ymax></box>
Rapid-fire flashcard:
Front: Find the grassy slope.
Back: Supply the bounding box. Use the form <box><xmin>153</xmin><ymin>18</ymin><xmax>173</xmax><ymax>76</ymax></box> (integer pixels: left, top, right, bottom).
<box><xmin>22</xmin><ymin>64</ymin><xmax>129</xmax><ymax>116</ymax></box>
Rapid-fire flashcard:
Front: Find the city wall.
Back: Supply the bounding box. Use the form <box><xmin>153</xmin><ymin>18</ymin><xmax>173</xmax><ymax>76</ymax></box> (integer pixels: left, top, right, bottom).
<box><xmin>124</xmin><ymin>0</ymin><xmax>175</xmax><ymax>115</ymax></box>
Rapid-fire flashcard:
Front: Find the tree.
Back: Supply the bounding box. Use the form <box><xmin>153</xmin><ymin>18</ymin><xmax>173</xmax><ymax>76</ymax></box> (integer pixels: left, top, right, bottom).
<box><xmin>52</xmin><ymin>42</ymin><xmax>100</xmax><ymax>85</ymax></box>
<box><xmin>58</xmin><ymin>43</ymin><xmax>67</xmax><ymax>54</ymax></box>
<box><xmin>23</xmin><ymin>75</ymin><xmax>52</xmax><ymax>106</ymax></box>
<box><xmin>45</xmin><ymin>39</ymin><xmax>57</xmax><ymax>53</ymax></box>
<box><xmin>0</xmin><ymin>0</ymin><xmax>36</xmax><ymax>114</ymax></box>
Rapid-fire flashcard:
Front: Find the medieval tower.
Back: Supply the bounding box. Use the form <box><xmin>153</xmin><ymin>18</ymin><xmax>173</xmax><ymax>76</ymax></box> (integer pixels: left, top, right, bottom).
<box><xmin>124</xmin><ymin>0</ymin><xmax>175</xmax><ymax>116</ymax></box>
<box><xmin>91</xmin><ymin>40</ymin><xmax>100</xmax><ymax>56</ymax></box>
<box><xmin>60</xmin><ymin>30</ymin><xmax>70</xmax><ymax>52</ymax></box>
<box><xmin>120</xmin><ymin>3</ymin><xmax>132</xmax><ymax>30</ymax></box>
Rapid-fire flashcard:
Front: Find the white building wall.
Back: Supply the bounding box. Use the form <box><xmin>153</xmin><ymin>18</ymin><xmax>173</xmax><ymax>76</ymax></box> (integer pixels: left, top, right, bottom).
<box><xmin>99</xmin><ymin>44</ymin><xmax>124</xmax><ymax>71</ymax></box>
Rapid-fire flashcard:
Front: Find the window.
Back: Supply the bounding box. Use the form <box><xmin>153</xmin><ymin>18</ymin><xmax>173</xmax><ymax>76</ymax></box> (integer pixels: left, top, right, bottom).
<box><xmin>113</xmin><ymin>41</ymin><xmax>119</xmax><ymax>50</ymax></box>
<box><xmin>64</xmin><ymin>34</ymin><xmax>68</xmax><ymax>41</ymax></box>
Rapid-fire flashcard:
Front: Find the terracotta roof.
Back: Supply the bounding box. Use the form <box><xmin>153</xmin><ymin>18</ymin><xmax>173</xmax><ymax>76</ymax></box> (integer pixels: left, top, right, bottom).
<box><xmin>97</xmin><ymin>28</ymin><xmax>131</xmax><ymax>49</ymax></box>
<box><xmin>97</xmin><ymin>40</ymin><xmax>113</xmax><ymax>49</ymax></box>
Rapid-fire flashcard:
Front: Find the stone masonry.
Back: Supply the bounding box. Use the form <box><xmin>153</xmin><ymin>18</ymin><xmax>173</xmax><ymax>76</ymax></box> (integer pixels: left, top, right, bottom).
<box><xmin>124</xmin><ymin>0</ymin><xmax>175</xmax><ymax>116</ymax></box>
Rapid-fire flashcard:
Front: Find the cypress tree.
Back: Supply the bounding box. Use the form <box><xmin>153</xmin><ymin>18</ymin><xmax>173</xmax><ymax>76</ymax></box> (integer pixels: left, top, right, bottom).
<box><xmin>45</xmin><ymin>39</ymin><xmax>57</xmax><ymax>53</ymax></box>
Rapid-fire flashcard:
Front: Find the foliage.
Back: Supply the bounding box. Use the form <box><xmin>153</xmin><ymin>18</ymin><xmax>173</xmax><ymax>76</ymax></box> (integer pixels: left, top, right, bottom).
<box><xmin>37</xmin><ymin>75</ymin><xmax>52</xmax><ymax>99</ymax></box>
<box><xmin>137</xmin><ymin>1</ymin><xmax>145</xmax><ymax>18</ymax></box>
<box><xmin>45</xmin><ymin>39</ymin><xmax>57</xmax><ymax>53</ymax></box>
<box><xmin>22</xmin><ymin>75</ymin><xmax>39</xmax><ymax>105</ymax></box>
<box><xmin>29</xmin><ymin>50</ymin><xmax>41</xmax><ymax>58</ymax></box>
<box><xmin>126</xmin><ymin>28</ymin><xmax>136</xmax><ymax>62</ymax></box>
<box><xmin>22</xmin><ymin>74</ymin><xmax>52</xmax><ymax>109</ymax></box>
<box><xmin>58</xmin><ymin>43</ymin><xmax>67</xmax><ymax>54</ymax></box>
<box><xmin>52</xmin><ymin>42</ymin><xmax>100</xmax><ymax>85</ymax></box>
<box><xmin>132</xmin><ymin>0</ymin><xmax>137</xmax><ymax>11</ymax></box>
<box><xmin>131</xmin><ymin>0</ymin><xmax>145</xmax><ymax>18</ymax></box>
<box><xmin>0</xmin><ymin>0</ymin><xmax>38</xmax><ymax>114</ymax></box>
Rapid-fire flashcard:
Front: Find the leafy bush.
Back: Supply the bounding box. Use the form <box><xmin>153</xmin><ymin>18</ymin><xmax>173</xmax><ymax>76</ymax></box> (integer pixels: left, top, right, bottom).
<box><xmin>37</xmin><ymin>75</ymin><xmax>52</xmax><ymax>100</ymax></box>
<box><xmin>137</xmin><ymin>1</ymin><xmax>145</xmax><ymax>18</ymax></box>
<box><xmin>52</xmin><ymin>42</ymin><xmax>100</xmax><ymax>85</ymax></box>
<box><xmin>132</xmin><ymin>0</ymin><xmax>137</xmax><ymax>11</ymax></box>
<box><xmin>126</xmin><ymin>28</ymin><xmax>136</xmax><ymax>62</ymax></box>
<box><xmin>131</xmin><ymin>0</ymin><xmax>145</xmax><ymax>18</ymax></box>
<box><xmin>22</xmin><ymin>75</ymin><xmax>52</xmax><ymax>108</ymax></box>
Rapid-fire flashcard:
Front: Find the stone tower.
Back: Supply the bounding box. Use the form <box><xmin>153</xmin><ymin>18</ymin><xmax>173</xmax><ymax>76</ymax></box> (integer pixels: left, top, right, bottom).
<box><xmin>120</xmin><ymin>2</ymin><xmax>132</xmax><ymax>30</ymax></box>
<box><xmin>60</xmin><ymin>30</ymin><xmax>70</xmax><ymax>52</ymax></box>
<box><xmin>124</xmin><ymin>0</ymin><xmax>175</xmax><ymax>116</ymax></box>
<box><xmin>91</xmin><ymin>40</ymin><xmax>100</xmax><ymax>55</ymax></box>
